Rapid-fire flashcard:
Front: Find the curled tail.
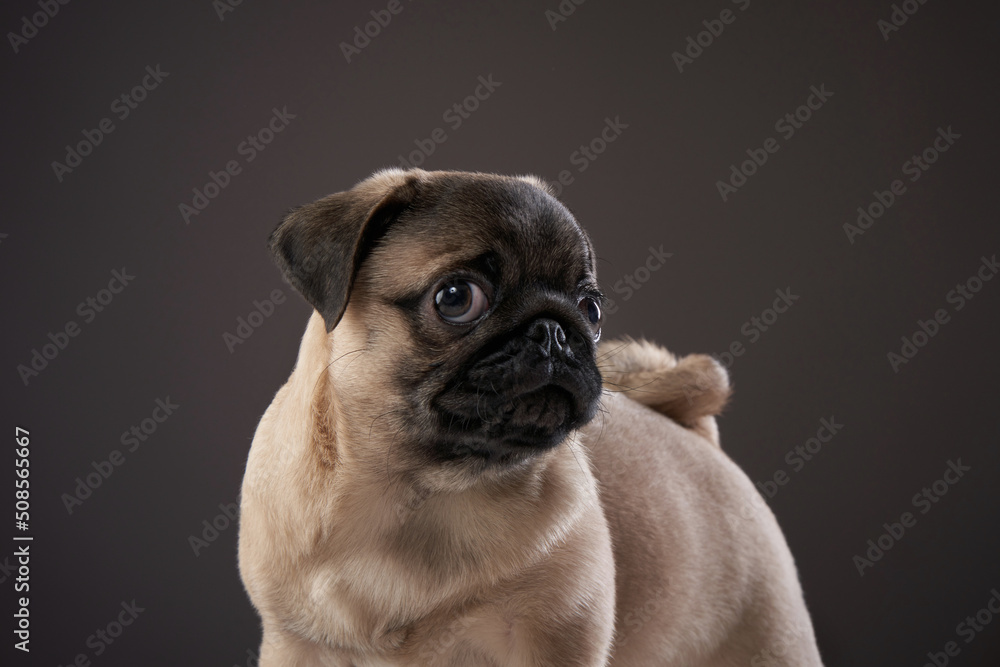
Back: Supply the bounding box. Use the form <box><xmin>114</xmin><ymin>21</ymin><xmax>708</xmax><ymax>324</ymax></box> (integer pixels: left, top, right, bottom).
<box><xmin>597</xmin><ymin>337</ymin><xmax>732</xmax><ymax>447</ymax></box>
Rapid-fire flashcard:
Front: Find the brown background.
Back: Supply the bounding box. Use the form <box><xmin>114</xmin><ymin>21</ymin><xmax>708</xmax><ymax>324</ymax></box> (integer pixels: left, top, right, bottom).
<box><xmin>2</xmin><ymin>0</ymin><xmax>998</xmax><ymax>664</ymax></box>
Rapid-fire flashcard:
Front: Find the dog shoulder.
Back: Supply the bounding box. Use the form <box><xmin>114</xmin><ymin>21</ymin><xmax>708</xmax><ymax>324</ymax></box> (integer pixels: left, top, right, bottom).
<box><xmin>597</xmin><ymin>337</ymin><xmax>731</xmax><ymax>447</ymax></box>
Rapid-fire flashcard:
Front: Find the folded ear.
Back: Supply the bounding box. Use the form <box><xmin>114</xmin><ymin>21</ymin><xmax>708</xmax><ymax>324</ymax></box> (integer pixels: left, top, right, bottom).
<box><xmin>269</xmin><ymin>168</ymin><xmax>422</xmax><ymax>332</ymax></box>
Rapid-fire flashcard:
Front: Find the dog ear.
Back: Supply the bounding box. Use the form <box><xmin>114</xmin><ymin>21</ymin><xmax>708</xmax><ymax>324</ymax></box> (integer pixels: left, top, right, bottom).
<box><xmin>269</xmin><ymin>169</ymin><xmax>421</xmax><ymax>332</ymax></box>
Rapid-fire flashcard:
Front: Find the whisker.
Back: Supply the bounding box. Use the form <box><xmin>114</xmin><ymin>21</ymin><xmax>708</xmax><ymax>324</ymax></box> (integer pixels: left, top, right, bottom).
<box><xmin>595</xmin><ymin>342</ymin><xmax>630</xmax><ymax>363</ymax></box>
<box><xmin>383</xmin><ymin>418</ymin><xmax>411</xmax><ymax>490</ymax></box>
<box><xmin>598</xmin><ymin>377</ymin><xmax>664</xmax><ymax>394</ymax></box>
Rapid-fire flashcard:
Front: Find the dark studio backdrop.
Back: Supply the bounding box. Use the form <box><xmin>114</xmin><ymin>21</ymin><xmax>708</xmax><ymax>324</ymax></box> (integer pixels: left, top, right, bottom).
<box><xmin>2</xmin><ymin>0</ymin><xmax>998</xmax><ymax>664</ymax></box>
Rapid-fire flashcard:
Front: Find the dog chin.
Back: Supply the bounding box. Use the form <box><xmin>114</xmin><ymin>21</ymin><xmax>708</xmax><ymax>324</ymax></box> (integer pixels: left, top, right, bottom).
<box><xmin>430</xmin><ymin>384</ymin><xmax>598</xmax><ymax>469</ymax></box>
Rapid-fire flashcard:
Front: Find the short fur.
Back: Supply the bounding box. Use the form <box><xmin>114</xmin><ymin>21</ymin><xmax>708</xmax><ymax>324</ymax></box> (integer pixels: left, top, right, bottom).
<box><xmin>239</xmin><ymin>169</ymin><xmax>823</xmax><ymax>666</ymax></box>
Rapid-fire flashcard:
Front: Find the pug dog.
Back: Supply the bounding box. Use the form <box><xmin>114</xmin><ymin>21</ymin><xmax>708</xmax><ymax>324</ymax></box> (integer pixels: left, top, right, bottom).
<box><xmin>238</xmin><ymin>168</ymin><xmax>824</xmax><ymax>666</ymax></box>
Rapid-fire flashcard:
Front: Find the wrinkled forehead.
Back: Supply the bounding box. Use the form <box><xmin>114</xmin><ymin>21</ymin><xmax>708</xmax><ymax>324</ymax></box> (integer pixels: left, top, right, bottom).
<box><xmin>363</xmin><ymin>177</ymin><xmax>596</xmax><ymax>296</ymax></box>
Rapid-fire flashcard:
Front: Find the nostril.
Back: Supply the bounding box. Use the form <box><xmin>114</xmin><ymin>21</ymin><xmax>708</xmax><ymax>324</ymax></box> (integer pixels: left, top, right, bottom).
<box><xmin>553</xmin><ymin>324</ymin><xmax>566</xmax><ymax>351</ymax></box>
<box><xmin>526</xmin><ymin>319</ymin><xmax>568</xmax><ymax>357</ymax></box>
<box><xmin>526</xmin><ymin>320</ymin><xmax>549</xmax><ymax>354</ymax></box>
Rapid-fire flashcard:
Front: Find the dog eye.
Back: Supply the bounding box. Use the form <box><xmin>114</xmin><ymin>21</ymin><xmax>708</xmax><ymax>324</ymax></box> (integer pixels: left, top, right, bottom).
<box><xmin>434</xmin><ymin>280</ymin><xmax>489</xmax><ymax>324</ymax></box>
<box><xmin>578</xmin><ymin>297</ymin><xmax>602</xmax><ymax>340</ymax></box>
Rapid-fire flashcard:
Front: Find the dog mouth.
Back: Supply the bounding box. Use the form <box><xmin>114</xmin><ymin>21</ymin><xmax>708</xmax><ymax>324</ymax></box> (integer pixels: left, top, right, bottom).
<box><xmin>497</xmin><ymin>385</ymin><xmax>576</xmax><ymax>433</ymax></box>
<box><xmin>436</xmin><ymin>384</ymin><xmax>578</xmax><ymax>454</ymax></box>
<box><xmin>430</xmin><ymin>360</ymin><xmax>600</xmax><ymax>466</ymax></box>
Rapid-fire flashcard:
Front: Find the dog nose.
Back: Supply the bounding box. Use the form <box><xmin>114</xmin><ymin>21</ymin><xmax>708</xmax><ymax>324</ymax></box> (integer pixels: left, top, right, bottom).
<box><xmin>526</xmin><ymin>318</ymin><xmax>567</xmax><ymax>357</ymax></box>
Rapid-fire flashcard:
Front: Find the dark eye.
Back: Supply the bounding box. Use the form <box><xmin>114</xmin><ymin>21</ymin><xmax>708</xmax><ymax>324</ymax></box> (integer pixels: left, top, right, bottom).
<box><xmin>579</xmin><ymin>296</ymin><xmax>602</xmax><ymax>341</ymax></box>
<box><xmin>434</xmin><ymin>280</ymin><xmax>490</xmax><ymax>324</ymax></box>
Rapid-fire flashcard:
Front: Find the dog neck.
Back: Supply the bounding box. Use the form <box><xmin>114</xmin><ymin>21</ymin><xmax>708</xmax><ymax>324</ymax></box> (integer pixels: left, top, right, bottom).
<box><xmin>243</xmin><ymin>312</ymin><xmax>604</xmax><ymax>653</ymax></box>
<box><xmin>308</xmin><ymin>309</ymin><xmax>595</xmax><ymax>583</ymax></box>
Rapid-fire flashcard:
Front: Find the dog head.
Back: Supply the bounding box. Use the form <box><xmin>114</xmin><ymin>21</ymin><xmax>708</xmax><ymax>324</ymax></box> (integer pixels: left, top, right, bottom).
<box><xmin>270</xmin><ymin>169</ymin><xmax>604</xmax><ymax>482</ymax></box>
